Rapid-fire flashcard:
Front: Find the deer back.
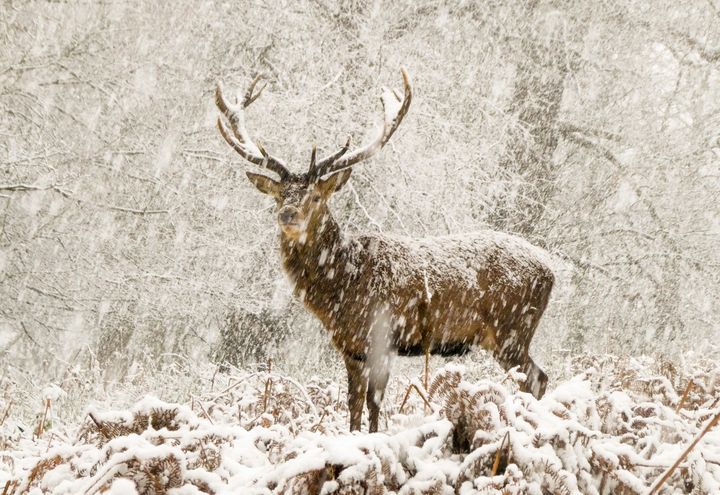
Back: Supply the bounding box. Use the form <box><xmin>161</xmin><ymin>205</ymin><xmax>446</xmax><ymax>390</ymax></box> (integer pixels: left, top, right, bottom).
<box><xmin>290</xmin><ymin>229</ymin><xmax>554</xmax><ymax>360</ymax></box>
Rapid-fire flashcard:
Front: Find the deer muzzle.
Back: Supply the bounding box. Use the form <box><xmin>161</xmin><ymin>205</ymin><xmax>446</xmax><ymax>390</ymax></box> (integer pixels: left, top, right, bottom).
<box><xmin>278</xmin><ymin>206</ymin><xmax>304</xmax><ymax>236</ymax></box>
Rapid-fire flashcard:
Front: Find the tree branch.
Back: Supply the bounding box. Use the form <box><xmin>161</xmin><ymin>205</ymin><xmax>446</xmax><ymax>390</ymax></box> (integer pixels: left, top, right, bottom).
<box><xmin>671</xmin><ymin>30</ymin><xmax>720</xmax><ymax>63</ymax></box>
<box><xmin>0</xmin><ymin>183</ymin><xmax>168</xmax><ymax>215</ymax></box>
<box><xmin>561</xmin><ymin>131</ymin><xmax>622</xmax><ymax>167</ymax></box>
<box><xmin>557</xmin><ymin>122</ymin><xmax>622</xmax><ymax>142</ymax></box>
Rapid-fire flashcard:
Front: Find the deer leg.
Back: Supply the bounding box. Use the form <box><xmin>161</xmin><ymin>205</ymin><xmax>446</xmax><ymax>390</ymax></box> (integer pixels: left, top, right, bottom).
<box><xmin>517</xmin><ymin>284</ymin><xmax>552</xmax><ymax>399</ymax></box>
<box><xmin>495</xmin><ymin>321</ymin><xmax>547</xmax><ymax>400</ymax></box>
<box><xmin>519</xmin><ymin>307</ymin><xmax>549</xmax><ymax>399</ymax></box>
<box><xmin>521</xmin><ymin>357</ymin><xmax>548</xmax><ymax>398</ymax></box>
<box><xmin>498</xmin><ymin>353</ymin><xmax>548</xmax><ymax>399</ymax></box>
<box><xmin>366</xmin><ymin>358</ymin><xmax>390</xmax><ymax>433</ymax></box>
<box><xmin>343</xmin><ymin>354</ymin><xmax>367</xmax><ymax>432</ymax></box>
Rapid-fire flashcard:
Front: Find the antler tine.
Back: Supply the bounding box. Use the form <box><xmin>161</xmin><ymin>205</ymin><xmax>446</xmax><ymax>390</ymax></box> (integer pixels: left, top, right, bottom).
<box><xmin>308</xmin><ymin>144</ymin><xmax>318</xmax><ymax>177</ymax></box>
<box><xmin>215</xmin><ymin>79</ymin><xmax>290</xmax><ymax>179</ymax></box>
<box><xmin>216</xmin><ymin>117</ymin><xmax>262</xmax><ymax>164</ymax></box>
<box><xmin>313</xmin><ymin>68</ymin><xmax>412</xmax><ymax>178</ymax></box>
<box><xmin>311</xmin><ymin>137</ymin><xmax>351</xmax><ymax>178</ymax></box>
<box><xmin>379</xmin><ymin>67</ymin><xmax>412</xmax><ymax>147</ymax></box>
<box><xmin>243</xmin><ymin>74</ymin><xmax>266</xmax><ymax>108</ymax></box>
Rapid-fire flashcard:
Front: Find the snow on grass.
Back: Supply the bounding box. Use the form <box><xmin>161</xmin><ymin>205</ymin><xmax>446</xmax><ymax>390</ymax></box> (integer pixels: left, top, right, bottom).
<box><xmin>1</xmin><ymin>353</ymin><xmax>718</xmax><ymax>494</ymax></box>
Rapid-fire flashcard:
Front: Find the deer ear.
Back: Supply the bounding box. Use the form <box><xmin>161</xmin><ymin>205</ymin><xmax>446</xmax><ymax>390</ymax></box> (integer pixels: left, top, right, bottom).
<box><xmin>320</xmin><ymin>168</ymin><xmax>352</xmax><ymax>194</ymax></box>
<box><xmin>246</xmin><ymin>172</ymin><xmax>281</xmax><ymax>196</ymax></box>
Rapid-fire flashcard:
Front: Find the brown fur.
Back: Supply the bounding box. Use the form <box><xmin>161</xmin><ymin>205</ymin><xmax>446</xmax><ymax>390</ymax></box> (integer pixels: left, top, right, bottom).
<box><xmin>256</xmin><ymin>173</ymin><xmax>554</xmax><ymax>432</ymax></box>
<box><xmin>217</xmin><ymin>72</ymin><xmax>553</xmax><ymax>432</ymax></box>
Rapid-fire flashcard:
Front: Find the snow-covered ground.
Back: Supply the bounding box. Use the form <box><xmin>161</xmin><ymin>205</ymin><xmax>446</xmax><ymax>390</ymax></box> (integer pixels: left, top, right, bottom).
<box><xmin>1</xmin><ymin>353</ymin><xmax>718</xmax><ymax>494</ymax></box>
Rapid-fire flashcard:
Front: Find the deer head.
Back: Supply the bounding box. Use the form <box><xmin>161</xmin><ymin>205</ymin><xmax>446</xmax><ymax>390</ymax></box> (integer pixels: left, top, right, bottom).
<box><xmin>215</xmin><ymin>69</ymin><xmax>412</xmax><ymax>243</ymax></box>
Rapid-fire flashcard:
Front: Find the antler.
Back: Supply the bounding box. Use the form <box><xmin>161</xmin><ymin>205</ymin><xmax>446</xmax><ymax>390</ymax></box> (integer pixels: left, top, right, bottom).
<box><xmin>308</xmin><ymin>137</ymin><xmax>351</xmax><ymax>179</ymax></box>
<box><xmin>216</xmin><ymin>75</ymin><xmax>291</xmax><ymax>179</ymax></box>
<box><xmin>311</xmin><ymin>68</ymin><xmax>412</xmax><ymax>179</ymax></box>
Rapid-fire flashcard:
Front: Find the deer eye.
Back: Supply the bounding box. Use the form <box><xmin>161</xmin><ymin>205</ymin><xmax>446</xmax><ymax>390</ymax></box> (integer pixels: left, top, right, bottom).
<box><xmin>311</xmin><ymin>194</ymin><xmax>321</xmax><ymax>203</ymax></box>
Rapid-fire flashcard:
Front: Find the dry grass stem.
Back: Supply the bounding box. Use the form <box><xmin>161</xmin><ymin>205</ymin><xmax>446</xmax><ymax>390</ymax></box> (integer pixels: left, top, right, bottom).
<box><xmin>492</xmin><ymin>431</ymin><xmax>511</xmax><ymax>476</ymax></box>
<box><xmin>88</xmin><ymin>412</ymin><xmax>109</xmax><ymax>439</ymax></box>
<box><xmin>399</xmin><ymin>383</ymin><xmax>432</xmax><ymax>414</ymax></box>
<box><xmin>34</xmin><ymin>399</ymin><xmax>51</xmax><ymax>439</ymax></box>
<box><xmin>0</xmin><ymin>400</ymin><xmax>12</xmax><ymax>427</ymax></box>
<box><xmin>262</xmin><ymin>359</ymin><xmax>273</xmax><ymax>413</ymax></box>
<box><xmin>194</xmin><ymin>399</ymin><xmax>214</xmax><ymax>425</ymax></box>
<box><xmin>647</xmin><ymin>410</ymin><xmax>720</xmax><ymax>495</ymax></box>
<box><xmin>675</xmin><ymin>379</ymin><xmax>694</xmax><ymax>413</ymax></box>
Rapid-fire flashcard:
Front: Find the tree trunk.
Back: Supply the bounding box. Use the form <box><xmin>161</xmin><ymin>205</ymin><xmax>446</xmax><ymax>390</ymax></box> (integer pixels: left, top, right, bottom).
<box><xmin>490</xmin><ymin>12</ymin><xmax>569</xmax><ymax>240</ymax></box>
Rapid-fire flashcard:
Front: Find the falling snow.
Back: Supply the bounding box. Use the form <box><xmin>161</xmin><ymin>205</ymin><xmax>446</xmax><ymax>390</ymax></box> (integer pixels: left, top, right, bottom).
<box><xmin>1</xmin><ymin>0</ymin><xmax>719</xmax><ymax>494</ymax></box>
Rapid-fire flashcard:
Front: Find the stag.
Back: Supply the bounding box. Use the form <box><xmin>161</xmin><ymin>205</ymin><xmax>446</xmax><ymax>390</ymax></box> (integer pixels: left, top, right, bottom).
<box><xmin>215</xmin><ymin>69</ymin><xmax>554</xmax><ymax>432</ymax></box>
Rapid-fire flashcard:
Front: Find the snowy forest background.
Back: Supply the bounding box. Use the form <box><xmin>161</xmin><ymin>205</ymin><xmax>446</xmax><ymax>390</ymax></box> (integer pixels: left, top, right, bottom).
<box><xmin>1</xmin><ymin>0</ymin><xmax>719</xmax><ymax>413</ymax></box>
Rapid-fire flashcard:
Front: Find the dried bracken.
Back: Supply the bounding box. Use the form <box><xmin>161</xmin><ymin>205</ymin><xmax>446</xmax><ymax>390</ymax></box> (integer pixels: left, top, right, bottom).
<box><xmin>11</xmin><ymin>454</ymin><xmax>65</xmax><ymax>495</ymax></box>
<box><xmin>1</xmin><ymin>355</ymin><xmax>719</xmax><ymax>494</ymax></box>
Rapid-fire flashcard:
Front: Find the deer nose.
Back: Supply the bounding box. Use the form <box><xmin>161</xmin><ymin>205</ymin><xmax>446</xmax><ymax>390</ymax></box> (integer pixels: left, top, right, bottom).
<box><xmin>278</xmin><ymin>206</ymin><xmax>299</xmax><ymax>225</ymax></box>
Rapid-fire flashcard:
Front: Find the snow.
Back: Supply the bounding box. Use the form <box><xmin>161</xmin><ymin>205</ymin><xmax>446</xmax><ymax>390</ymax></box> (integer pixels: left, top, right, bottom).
<box><xmin>381</xmin><ymin>87</ymin><xmax>403</xmax><ymax>128</ymax></box>
<box><xmin>41</xmin><ymin>385</ymin><xmax>65</xmax><ymax>402</ymax></box>
<box><xmin>1</xmin><ymin>353</ymin><xmax>718</xmax><ymax>494</ymax></box>
<box><xmin>358</xmin><ymin>229</ymin><xmax>556</xmax><ymax>298</ymax></box>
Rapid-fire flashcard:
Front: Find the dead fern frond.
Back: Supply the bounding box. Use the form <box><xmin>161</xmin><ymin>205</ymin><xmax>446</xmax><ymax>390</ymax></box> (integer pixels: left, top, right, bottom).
<box><xmin>428</xmin><ymin>368</ymin><xmax>462</xmax><ymax>402</ymax></box>
<box><xmin>14</xmin><ymin>454</ymin><xmax>64</xmax><ymax>495</ymax></box>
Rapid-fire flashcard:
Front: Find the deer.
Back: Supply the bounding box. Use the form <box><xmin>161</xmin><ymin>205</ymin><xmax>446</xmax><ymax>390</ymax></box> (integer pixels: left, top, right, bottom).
<box><xmin>214</xmin><ymin>69</ymin><xmax>554</xmax><ymax>433</ymax></box>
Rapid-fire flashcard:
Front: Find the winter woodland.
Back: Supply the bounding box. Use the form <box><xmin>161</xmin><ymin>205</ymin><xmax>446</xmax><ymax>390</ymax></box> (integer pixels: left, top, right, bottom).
<box><xmin>1</xmin><ymin>0</ymin><xmax>719</xmax><ymax>493</ymax></box>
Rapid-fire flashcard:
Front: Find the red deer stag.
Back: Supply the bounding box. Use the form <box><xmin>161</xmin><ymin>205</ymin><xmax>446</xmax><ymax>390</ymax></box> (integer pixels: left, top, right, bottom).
<box><xmin>215</xmin><ymin>69</ymin><xmax>554</xmax><ymax>432</ymax></box>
